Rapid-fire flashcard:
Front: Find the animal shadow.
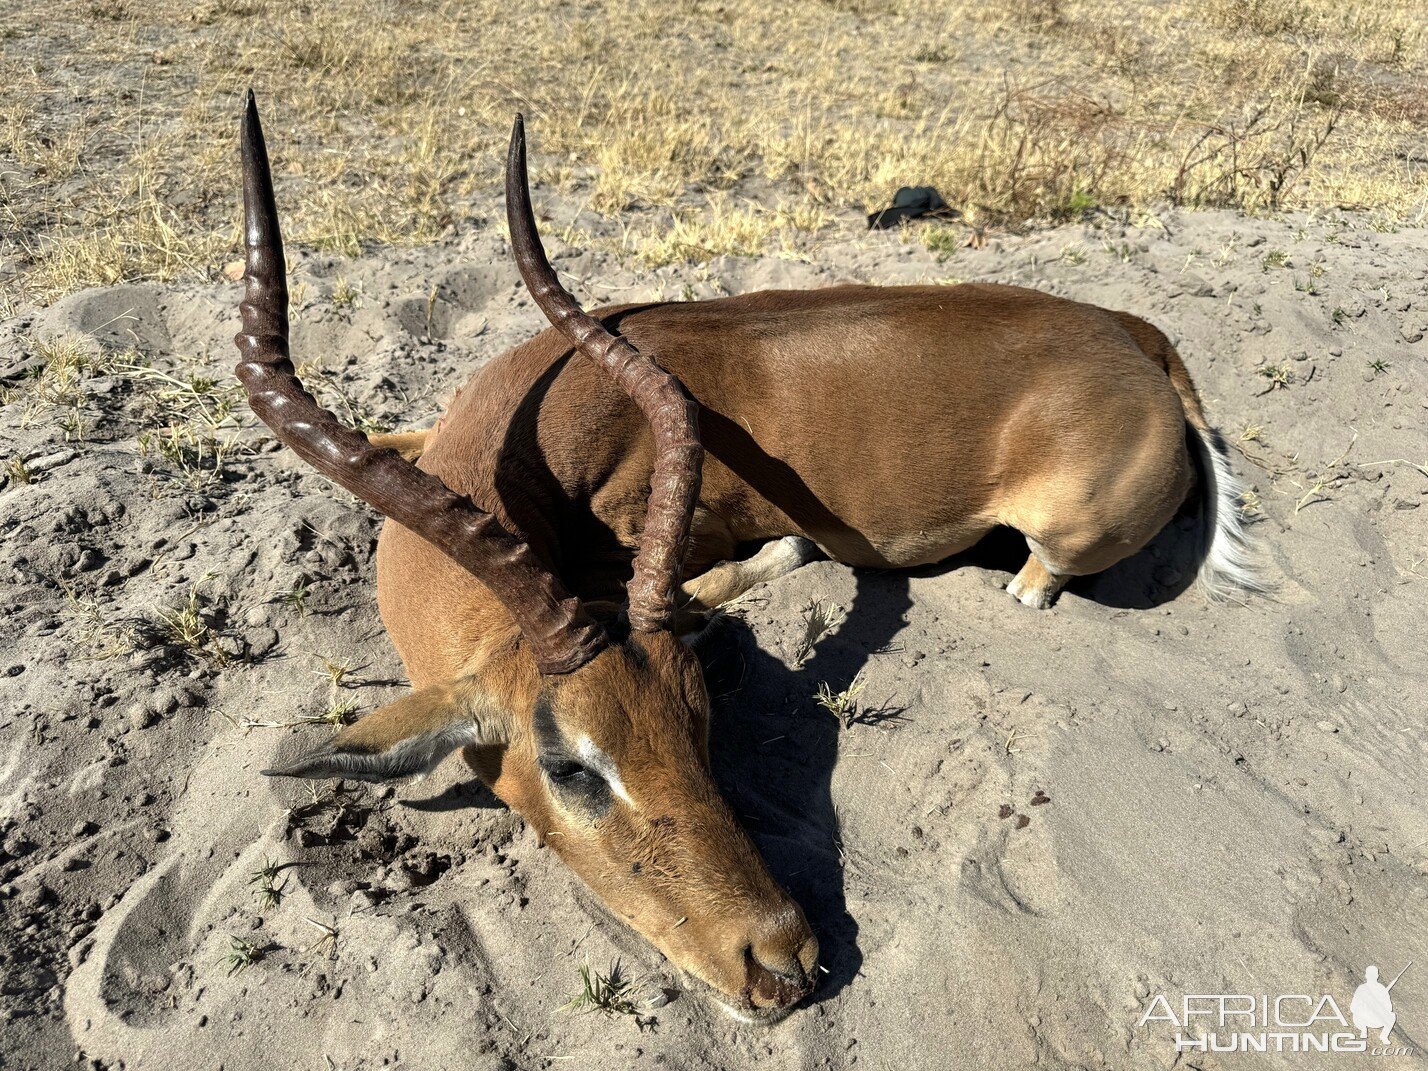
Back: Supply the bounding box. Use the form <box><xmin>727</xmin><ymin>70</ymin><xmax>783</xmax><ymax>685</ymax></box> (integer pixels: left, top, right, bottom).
<box><xmin>694</xmin><ymin>567</ymin><xmax>915</xmax><ymax>1008</ymax></box>
<box><xmin>957</xmin><ymin>518</ymin><xmax>1203</xmax><ymax>609</ymax></box>
<box><xmin>691</xmin><ymin>513</ymin><xmax>1205</xmax><ymax>1008</ymax></box>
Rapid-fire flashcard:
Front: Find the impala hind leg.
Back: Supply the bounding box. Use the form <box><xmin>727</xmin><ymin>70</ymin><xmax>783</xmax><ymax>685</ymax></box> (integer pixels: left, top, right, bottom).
<box><xmin>1006</xmin><ymin>550</ymin><xmax>1068</xmax><ymax>609</ymax></box>
<box><xmin>1006</xmin><ymin>520</ymin><xmax>1163</xmax><ymax>610</ymax></box>
<box><xmin>676</xmin><ymin>536</ymin><xmax>822</xmax><ymax>633</ymax></box>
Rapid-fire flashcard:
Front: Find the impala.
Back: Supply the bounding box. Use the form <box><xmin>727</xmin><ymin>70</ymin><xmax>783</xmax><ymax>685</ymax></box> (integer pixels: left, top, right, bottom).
<box><xmin>236</xmin><ymin>92</ymin><xmax>1262</xmax><ymax>1023</ymax></box>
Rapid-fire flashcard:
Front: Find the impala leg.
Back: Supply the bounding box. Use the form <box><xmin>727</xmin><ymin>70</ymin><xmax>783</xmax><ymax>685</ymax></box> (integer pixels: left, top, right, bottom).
<box><xmin>1006</xmin><ymin>552</ymin><xmax>1068</xmax><ymax>610</ymax></box>
<box><xmin>676</xmin><ymin>536</ymin><xmax>822</xmax><ymax>631</ymax></box>
<box><xmin>368</xmin><ymin>429</ymin><xmax>431</xmax><ymax>462</ymax></box>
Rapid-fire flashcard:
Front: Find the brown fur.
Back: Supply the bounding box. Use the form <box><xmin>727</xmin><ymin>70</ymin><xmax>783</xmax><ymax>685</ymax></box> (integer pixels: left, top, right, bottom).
<box><xmin>380</xmin><ymin>282</ymin><xmax>1194</xmax><ymax>654</ymax></box>
<box><xmin>312</xmin><ymin>281</ymin><xmax>1204</xmax><ymax>1020</ymax></box>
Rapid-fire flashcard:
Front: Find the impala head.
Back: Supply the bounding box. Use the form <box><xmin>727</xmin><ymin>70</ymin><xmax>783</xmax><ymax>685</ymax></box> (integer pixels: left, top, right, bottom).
<box><xmin>492</xmin><ymin>632</ymin><xmax>817</xmax><ymax>1021</ymax></box>
<box><xmin>233</xmin><ymin>93</ymin><xmax>816</xmax><ymax>1021</ymax></box>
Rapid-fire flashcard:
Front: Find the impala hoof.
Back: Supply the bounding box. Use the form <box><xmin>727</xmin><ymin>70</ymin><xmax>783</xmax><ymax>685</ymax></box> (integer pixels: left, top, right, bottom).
<box><xmin>1007</xmin><ymin>581</ymin><xmax>1056</xmax><ymax>609</ymax></box>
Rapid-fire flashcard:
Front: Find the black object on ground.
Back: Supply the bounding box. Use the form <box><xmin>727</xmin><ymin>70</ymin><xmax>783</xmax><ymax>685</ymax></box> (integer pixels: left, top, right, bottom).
<box><xmin>866</xmin><ymin>186</ymin><xmax>961</xmax><ymax>229</ymax></box>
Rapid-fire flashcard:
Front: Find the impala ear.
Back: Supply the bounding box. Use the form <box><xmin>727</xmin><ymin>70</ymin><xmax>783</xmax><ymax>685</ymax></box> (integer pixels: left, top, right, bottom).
<box><xmin>262</xmin><ymin>677</ymin><xmax>509</xmax><ymax>783</ymax></box>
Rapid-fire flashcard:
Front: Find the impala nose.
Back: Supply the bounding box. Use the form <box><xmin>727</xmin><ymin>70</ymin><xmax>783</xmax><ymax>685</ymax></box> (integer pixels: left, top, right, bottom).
<box><xmin>744</xmin><ymin>913</ymin><xmax>818</xmax><ymax>1009</ymax></box>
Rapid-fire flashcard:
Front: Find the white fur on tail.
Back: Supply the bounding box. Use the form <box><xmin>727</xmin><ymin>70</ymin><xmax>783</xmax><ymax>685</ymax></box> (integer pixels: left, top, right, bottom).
<box><xmin>1186</xmin><ymin>423</ymin><xmax>1271</xmax><ymax>601</ymax></box>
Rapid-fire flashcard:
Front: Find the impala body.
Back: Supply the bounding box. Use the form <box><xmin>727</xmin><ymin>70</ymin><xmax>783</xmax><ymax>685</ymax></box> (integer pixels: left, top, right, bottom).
<box><xmin>236</xmin><ymin>94</ymin><xmax>1261</xmax><ymax>1023</ymax></box>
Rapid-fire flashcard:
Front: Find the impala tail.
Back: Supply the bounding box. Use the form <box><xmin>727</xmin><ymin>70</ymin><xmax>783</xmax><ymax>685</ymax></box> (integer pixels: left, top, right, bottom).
<box><xmin>1162</xmin><ymin>349</ymin><xmax>1272</xmax><ymax>602</ymax></box>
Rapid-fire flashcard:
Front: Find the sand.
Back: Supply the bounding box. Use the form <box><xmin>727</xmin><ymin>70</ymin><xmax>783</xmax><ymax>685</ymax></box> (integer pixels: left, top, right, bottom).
<box><xmin>2</xmin><ymin>205</ymin><xmax>1425</xmax><ymax>1070</ymax></box>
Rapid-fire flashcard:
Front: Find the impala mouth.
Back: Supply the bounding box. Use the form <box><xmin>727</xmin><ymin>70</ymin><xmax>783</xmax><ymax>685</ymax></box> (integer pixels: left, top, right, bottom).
<box><xmin>715</xmin><ymin>998</ymin><xmax>800</xmax><ymax>1025</ymax></box>
<box><xmin>677</xmin><ymin>957</ymin><xmax>817</xmax><ymax>1026</ymax></box>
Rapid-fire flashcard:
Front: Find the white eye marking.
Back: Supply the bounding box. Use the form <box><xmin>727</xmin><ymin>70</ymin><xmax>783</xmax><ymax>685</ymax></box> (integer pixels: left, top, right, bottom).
<box><xmin>576</xmin><ymin>735</ymin><xmax>634</xmax><ymax>807</ymax></box>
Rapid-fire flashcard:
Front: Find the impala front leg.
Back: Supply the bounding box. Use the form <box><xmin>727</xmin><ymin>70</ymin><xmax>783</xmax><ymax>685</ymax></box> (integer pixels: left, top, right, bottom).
<box><xmin>676</xmin><ymin>536</ymin><xmax>822</xmax><ymax>632</ymax></box>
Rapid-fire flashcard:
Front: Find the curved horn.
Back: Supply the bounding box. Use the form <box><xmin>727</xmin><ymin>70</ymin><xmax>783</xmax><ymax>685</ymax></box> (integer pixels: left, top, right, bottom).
<box><xmin>505</xmin><ymin>115</ymin><xmax>703</xmax><ymax>633</ymax></box>
<box><xmin>234</xmin><ymin>91</ymin><xmax>605</xmax><ymax>675</ymax></box>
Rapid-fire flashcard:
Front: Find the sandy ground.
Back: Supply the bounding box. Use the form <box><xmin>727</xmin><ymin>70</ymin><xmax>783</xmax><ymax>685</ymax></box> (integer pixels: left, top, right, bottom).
<box><xmin>2</xmin><ymin>205</ymin><xmax>1426</xmax><ymax>1070</ymax></box>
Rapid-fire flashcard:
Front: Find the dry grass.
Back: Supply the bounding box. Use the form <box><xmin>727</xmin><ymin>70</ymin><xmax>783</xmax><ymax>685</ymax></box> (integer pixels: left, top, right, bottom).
<box><xmin>60</xmin><ymin>581</ymin><xmax>140</xmax><ymax>659</ymax></box>
<box><xmin>1</xmin><ymin>0</ymin><xmax>1424</xmax><ymax>305</ymax></box>
<box><xmin>151</xmin><ymin>573</ymin><xmax>233</xmax><ymax>664</ymax></box>
<box><xmin>2</xmin><ymin>331</ymin><xmax>252</xmax><ymax>480</ymax></box>
<box><xmin>815</xmin><ymin>673</ymin><xmax>869</xmax><ymax>729</ymax></box>
<box><xmin>793</xmin><ymin>598</ymin><xmax>846</xmax><ymax>667</ymax></box>
<box><xmin>625</xmin><ymin>197</ymin><xmax>835</xmax><ymax>268</ymax></box>
<box><xmin>11</xmin><ymin>334</ymin><xmax>115</xmax><ymax>423</ymax></box>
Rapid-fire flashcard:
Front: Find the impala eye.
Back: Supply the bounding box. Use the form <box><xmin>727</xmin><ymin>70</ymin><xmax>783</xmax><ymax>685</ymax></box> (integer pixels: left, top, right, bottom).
<box><xmin>541</xmin><ymin>757</ymin><xmax>593</xmax><ymax>784</ymax></box>
<box><xmin>539</xmin><ymin>755</ymin><xmax>613</xmax><ymax>815</ymax></box>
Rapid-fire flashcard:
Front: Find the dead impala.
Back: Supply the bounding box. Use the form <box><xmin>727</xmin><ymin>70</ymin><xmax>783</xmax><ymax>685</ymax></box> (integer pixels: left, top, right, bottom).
<box><xmin>235</xmin><ymin>92</ymin><xmax>1262</xmax><ymax>1023</ymax></box>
